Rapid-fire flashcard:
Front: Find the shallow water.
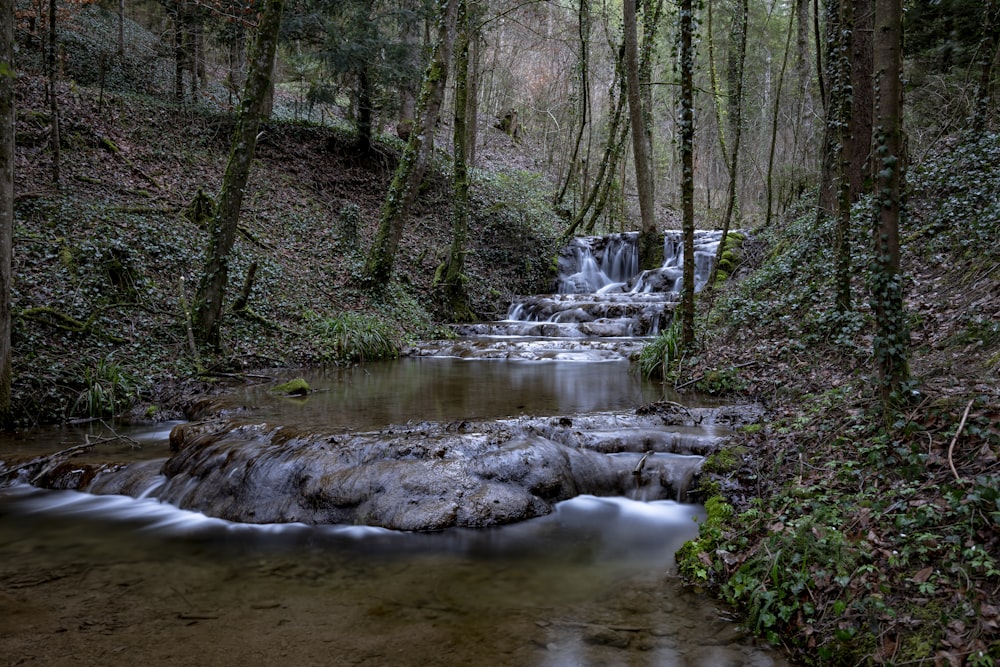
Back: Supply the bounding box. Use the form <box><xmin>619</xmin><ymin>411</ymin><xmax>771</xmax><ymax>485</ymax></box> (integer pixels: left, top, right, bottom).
<box><xmin>0</xmin><ymin>486</ymin><xmax>783</xmax><ymax>666</ymax></box>
<box><xmin>0</xmin><ymin>359</ymin><xmax>785</xmax><ymax>666</ymax></box>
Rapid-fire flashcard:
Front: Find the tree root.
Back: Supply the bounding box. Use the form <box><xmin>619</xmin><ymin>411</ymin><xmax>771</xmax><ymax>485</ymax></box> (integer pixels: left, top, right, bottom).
<box><xmin>18</xmin><ymin>306</ymin><xmax>126</xmax><ymax>343</ymax></box>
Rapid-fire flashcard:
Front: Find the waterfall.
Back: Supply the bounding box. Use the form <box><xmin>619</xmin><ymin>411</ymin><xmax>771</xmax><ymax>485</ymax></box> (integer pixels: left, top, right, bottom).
<box><xmin>438</xmin><ymin>230</ymin><xmax>742</xmax><ymax>354</ymax></box>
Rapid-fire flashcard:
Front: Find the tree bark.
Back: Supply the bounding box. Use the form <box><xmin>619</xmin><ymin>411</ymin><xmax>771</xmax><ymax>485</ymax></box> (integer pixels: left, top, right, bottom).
<box><xmin>679</xmin><ymin>0</ymin><xmax>696</xmax><ymax>346</ymax></box>
<box><xmin>623</xmin><ymin>0</ymin><xmax>657</xmax><ymax>269</ymax></box>
<box><xmin>554</xmin><ymin>0</ymin><xmax>591</xmax><ymax>211</ymax></box>
<box><xmin>708</xmin><ymin>0</ymin><xmax>747</xmax><ymax>291</ymax></box>
<box><xmin>47</xmin><ymin>0</ymin><xmax>60</xmax><ymax>185</ymax></box>
<box><xmin>440</xmin><ymin>0</ymin><xmax>474</xmax><ymax>322</ymax></box>
<box><xmin>871</xmin><ymin>0</ymin><xmax>910</xmax><ymax>410</ymax></box>
<box><xmin>0</xmin><ymin>0</ymin><xmax>14</xmax><ymax>425</ymax></box>
<box><xmin>363</xmin><ymin>0</ymin><xmax>458</xmax><ymax>285</ymax></box>
<box><xmin>192</xmin><ymin>0</ymin><xmax>284</xmax><ymax>349</ymax></box>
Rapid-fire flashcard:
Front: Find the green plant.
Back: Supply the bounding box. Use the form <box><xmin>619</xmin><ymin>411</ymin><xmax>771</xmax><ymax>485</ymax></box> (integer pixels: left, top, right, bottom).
<box><xmin>307</xmin><ymin>311</ymin><xmax>401</xmax><ymax>364</ymax></box>
<box><xmin>74</xmin><ymin>358</ymin><xmax>139</xmax><ymax>418</ymax></box>
<box><xmin>637</xmin><ymin>317</ymin><xmax>683</xmax><ymax>380</ymax></box>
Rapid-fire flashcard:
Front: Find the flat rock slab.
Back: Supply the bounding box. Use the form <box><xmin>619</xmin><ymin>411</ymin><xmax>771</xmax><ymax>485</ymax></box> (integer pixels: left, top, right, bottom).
<box><xmin>15</xmin><ymin>403</ymin><xmax>764</xmax><ymax>531</ymax></box>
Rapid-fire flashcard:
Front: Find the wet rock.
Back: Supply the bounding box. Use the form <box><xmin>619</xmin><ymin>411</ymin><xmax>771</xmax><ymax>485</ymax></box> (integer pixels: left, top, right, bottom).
<box><xmin>582</xmin><ymin>624</ymin><xmax>630</xmax><ymax>648</ymax></box>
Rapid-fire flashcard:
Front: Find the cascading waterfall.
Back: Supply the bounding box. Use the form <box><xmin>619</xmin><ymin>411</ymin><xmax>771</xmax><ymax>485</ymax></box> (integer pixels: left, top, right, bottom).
<box><xmin>454</xmin><ymin>230</ymin><xmax>735</xmax><ymax>343</ymax></box>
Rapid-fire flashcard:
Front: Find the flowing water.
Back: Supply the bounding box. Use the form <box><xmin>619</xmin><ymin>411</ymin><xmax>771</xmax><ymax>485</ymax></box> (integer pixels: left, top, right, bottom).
<box><xmin>0</xmin><ymin>231</ymin><xmax>787</xmax><ymax>666</ymax></box>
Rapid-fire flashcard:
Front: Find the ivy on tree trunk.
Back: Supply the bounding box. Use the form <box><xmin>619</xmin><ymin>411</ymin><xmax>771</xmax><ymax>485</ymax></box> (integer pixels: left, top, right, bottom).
<box><xmin>363</xmin><ymin>0</ymin><xmax>458</xmax><ymax>286</ymax></box>
<box><xmin>0</xmin><ymin>0</ymin><xmax>14</xmax><ymax>425</ymax></box>
<box><xmin>679</xmin><ymin>0</ymin><xmax>696</xmax><ymax>346</ymax></box>
<box><xmin>439</xmin><ymin>0</ymin><xmax>475</xmax><ymax>322</ymax></box>
<box><xmin>871</xmin><ymin>0</ymin><xmax>910</xmax><ymax>411</ymax></box>
<box><xmin>192</xmin><ymin>0</ymin><xmax>284</xmax><ymax>350</ymax></box>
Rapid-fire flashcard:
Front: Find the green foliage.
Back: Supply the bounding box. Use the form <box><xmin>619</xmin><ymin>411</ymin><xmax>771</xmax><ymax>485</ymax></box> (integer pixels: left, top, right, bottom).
<box><xmin>637</xmin><ymin>317</ymin><xmax>683</xmax><ymax>380</ymax></box>
<box><xmin>909</xmin><ymin>132</ymin><xmax>1000</xmax><ymax>258</ymax></box>
<box><xmin>73</xmin><ymin>358</ymin><xmax>139</xmax><ymax>418</ymax></box>
<box><xmin>679</xmin><ymin>398</ymin><xmax>1000</xmax><ymax>664</ymax></box>
<box><xmin>306</xmin><ymin>311</ymin><xmax>400</xmax><ymax>364</ymax></box>
<box><xmin>695</xmin><ymin>367</ymin><xmax>746</xmax><ymax>394</ymax></box>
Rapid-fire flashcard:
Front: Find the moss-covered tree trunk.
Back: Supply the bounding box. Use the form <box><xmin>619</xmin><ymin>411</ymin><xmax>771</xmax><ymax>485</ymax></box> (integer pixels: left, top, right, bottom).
<box><xmin>363</xmin><ymin>0</ymin><xmax>458</xmax><ymax>285</ymax></box>
<box><xmin>192</xmin><ymin>0</ymin><xmax>284</xmax><ymax>350</ymax></box>
<box><xmin>623</xmin><ymin>0</ymin><xmax>658</xmax><ymax>270</ymax></box>
<box><xmin>0</xmin><ymin>0</ymin><xmax>14</xmax><ymax>426</ymax></box>
<box><xmin>871</xmin><ymin>0</ymin><xmax>910</xmax><ymax>410</ymax></box>
<box><xmin>439</xmin><ymin>0</ymin><xmax>474</xmax><ymax>322</ymax></box>
<box><xmin>708</xmin><ymin>0</ymin><xmax>747</xmax><ymax>291</ymax></box>
<box><xmin>679</xmin><ymin>0</ymin><xmax>696</xmax><ymax>346</ymax></box>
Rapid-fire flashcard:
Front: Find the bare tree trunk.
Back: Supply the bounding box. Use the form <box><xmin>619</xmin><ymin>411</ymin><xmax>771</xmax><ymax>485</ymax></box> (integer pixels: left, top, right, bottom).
<box><xmin>48</xmin><ymin>0</ymin><xmax>60</xmax><ymax>185</ymax></box>
<box><xmin>117</xmin><ymin>0</ymin><xmax>124</xmax><ymax>58</ymax></box>
<box><xmin>554</xmin><ymin>0</ymin><xmax>591</xmax><ymax>211</ymax></box>
<box><xmin>871</xmin><ymin>0</ymin><xmax>909</xmax><ymax>411</ymax></box>
<box><xmin>679</xmin><ymin>0</ymin><xmax>696</xmax><ymax>346</ymax></box>
<box><xmin>363</xmin><ymin>0</ymin><xmax>458</xmax><ymax>285</ymax></box>
<box><xmin>973</xmin><ymin>0</ymin><xmax>1000</xmax><ymax>131</ymax></box>
<box><xmin>0</xmin><ymin>0</ymin><xmax>14</xmax><ymax>425</ymax></box>
<box><xmin>465</xmin><ymin>29</ymin><xmax>480</xmax><ymax>168</ymax></box>
<box><xmin>765</xmin><ymin>5</ymin><xmax>795</xmax><ymax>228</ymax></box>
<box><xmin>192</xmin><ymin>0</ymin><xmax>284</xmax><ymax>349</ymax></box>
<box><xmin>623</xmin><ymin>0</ymin><xmax>657</xmax><ymax>269</ymax></box>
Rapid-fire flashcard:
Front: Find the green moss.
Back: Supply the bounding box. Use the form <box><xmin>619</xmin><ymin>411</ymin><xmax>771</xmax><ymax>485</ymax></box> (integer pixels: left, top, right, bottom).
<box><xmin>676</xmin><ymin>496</ymin><xmax>734</xmax><ymax>582</ymax></box>
<box><xmin>702</xmin><ymin>446</ymin><xmax>747</xmax><ymax>474</ymax></box>
<box><xmin>273</xmin><ymin>377</ymin><xmax>310</xmax><ymax>395</ymax></box>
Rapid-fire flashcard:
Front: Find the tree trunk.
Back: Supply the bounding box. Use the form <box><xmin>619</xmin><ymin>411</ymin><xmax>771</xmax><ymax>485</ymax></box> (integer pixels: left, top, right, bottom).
<box><xmin>192</xmin><ymin>0</ymin><xmax>284</xmax><ymax>349</ymax></box>
<box><xmin>623</xmin><ymin>0</ymin><xmax>658</xmax><ymax>269</ymax></box>
<box><xmin>765</xmin><ymin>5</ymin><xmax>795</xmax><ymax>228</ymax></box>
<box><xmin>871</xmin><ymin>0</ymin><xmax>910</xmax><ymax>410</ymax></box>
<box><xmin>708</xmin><ymin>0</ymin><xmax>747</xmax><ymax>291</ymax></box>
<box><xmin>465</xmin><ymin>30</ymin><xmax>480</xmax><ymax>168</ymax></box>
<box><xmin>0</xmin><ymin>0</ymin><xmax>14</xmax><ymax>425</ymax></box>
<box><xmin>440</xmin><ymin>0</ymin><xmax>474</xmax><ymax>322</ymax></box>
<box><xmin>117</xmin><ymin>0</ymin><xmax>124</xmax><ymax>58</ymax></box>
<box><xmin>848</xmin><ymin>0</ymin><xmax>873</xmax><ymax>199</ymax></box>
<box><xmin>679</xmin><ymin>0</ymin><xmax>696</xmax><ymax>346</ymax></box>
<box><xmin>47</xmin><ymin>0</ymin><xmax>60</xmax><ymax>185</ymax></box>
<box><xmin>973</xmin><ymin>0</ymin><xmax>1000</xmax><ymax>131</ymax></box>
<box><xmin>554</xmin><ymin>0</ymin><xmax>591</xmax><ymax>211</ymax></box>
<box><xmin>363</xmin><ymin>0</ymin><xmax>458</xmax><ymax>285</ymax></box>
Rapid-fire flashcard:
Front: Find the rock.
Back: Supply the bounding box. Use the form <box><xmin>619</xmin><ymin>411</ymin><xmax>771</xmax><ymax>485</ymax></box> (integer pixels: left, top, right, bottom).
<box><xmin>582</xmin><ymin>624</ymin><xmax>630</xmax><ymax>648</ymax></box>
<box><xmin>273</xmin><ymin>378</ymin><xmax>310</xmax><ymax>396</ymax></box>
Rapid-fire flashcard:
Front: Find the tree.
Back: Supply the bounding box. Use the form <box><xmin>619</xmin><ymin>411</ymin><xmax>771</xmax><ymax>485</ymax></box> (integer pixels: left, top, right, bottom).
<box><xmin>192</xmin><ymin>0</ymin><xmax>284</xmax><ymax>349</ymax></box>
<box><xmin>362</xmin><ymin>0</ymin><xmax>458</xmax><ymax>285</ymax></box>
<box><xmin>623</xmin><ymin>0</ymin><xmax>658</xmax><ymax>269</ymax></box>
<box><xmin>678</xmin><ymin>0</ymin><xmax>696</xmax><ymax>346</ymax></box>
<box><xmin>708</xmin><ymin>0</ymin><xmax>747</xmax><ymax>290</ymax></box>
<box><xmin>871</xmin><ymin>0</ymin><xmax>910</xmax><ymax>409</ymax></box>
<box><xmin>437</xmin><ymin>0</ymin><xmax>475</xmax><ymax>321</ymax></box>
<box><xmin>0</xmin><ymin>0</ymin><xmax>13</xmax><ymax>425</ymax></box>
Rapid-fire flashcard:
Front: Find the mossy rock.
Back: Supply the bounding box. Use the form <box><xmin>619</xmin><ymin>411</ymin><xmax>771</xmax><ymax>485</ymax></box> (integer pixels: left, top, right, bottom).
<box><xmin>273</xmin><ymin>378</ymin><xmax>310</xmax><ymax>396</ymax></box>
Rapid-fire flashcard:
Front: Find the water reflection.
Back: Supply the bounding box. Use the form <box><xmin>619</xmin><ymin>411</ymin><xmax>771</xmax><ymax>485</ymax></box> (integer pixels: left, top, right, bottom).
<box><xmin>229</xmin><ymin>357</ymin><xmax>680</xmax><ymax>431</ymax></box>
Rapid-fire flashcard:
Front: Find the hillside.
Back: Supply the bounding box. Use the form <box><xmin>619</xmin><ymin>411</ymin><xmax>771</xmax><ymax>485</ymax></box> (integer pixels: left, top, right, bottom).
<box><xmin>11</xmin><ymin>71</ymin><xmax>560</xmax><ymax>425</ymax></box>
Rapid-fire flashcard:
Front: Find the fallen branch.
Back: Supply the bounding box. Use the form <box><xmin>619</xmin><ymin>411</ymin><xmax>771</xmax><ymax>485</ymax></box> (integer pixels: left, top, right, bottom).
<box><xmin>947</xmin><ymin>399</ymin><xmax>975</xmax><ymax>483</ymax></box>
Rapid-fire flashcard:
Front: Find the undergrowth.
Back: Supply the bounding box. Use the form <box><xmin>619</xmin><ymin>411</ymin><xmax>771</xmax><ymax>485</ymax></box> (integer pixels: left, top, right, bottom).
<box><xmin>676</xmin><ymin>133</ymin><xmax>1000</xmax><ymax>664</ymax></box>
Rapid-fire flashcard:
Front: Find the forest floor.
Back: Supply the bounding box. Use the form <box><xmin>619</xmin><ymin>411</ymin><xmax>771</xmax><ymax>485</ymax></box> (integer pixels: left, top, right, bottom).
<box><xmin>4</xmin><ymin>19</ymin><xmax>1000</xmax><ymax>666</ymax></box>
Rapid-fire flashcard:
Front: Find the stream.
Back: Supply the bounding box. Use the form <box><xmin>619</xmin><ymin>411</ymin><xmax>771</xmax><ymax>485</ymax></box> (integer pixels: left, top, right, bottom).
<box><xmin>0</xmin><ymin>231</ymin><xmax>787</xmax><ymax>666</ymax></box>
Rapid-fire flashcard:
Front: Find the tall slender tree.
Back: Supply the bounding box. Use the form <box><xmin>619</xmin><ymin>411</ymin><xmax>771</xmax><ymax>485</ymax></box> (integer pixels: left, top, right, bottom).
<box><xmin>0</xmin><ymin>0</ymin><xmax>14</xmax><ymax>426</ymax></box>
<box><xmin>871</xmin><ymin>0</ymin><xmax>910</xmax><ymax>410</ymax></box>
<box><xmin>679</xmin><ymin>0</ymin><xmax>696</xmax><ymax>345</ymax></box>
<box><xmin>623</xmin><ymin>0</ymin><xmax>658</xmax><ymax>269</ymax></box>
<box><xmin>192</xmin><ymin>0</ymin><xmax>285</xmax><ymax>349</ymax></box>
<box><xmin>363</xmin><ymin>0</ymin><xmax>459</xmax><ymax>285</ymax></box>
<box><xmin>439</xmin><ymin>0</ymin><xmax>475</xmax><ymax>321</ymax></box>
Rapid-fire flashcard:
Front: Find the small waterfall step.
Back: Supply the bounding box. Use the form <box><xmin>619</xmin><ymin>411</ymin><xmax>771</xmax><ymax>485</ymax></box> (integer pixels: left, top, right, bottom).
<box><xmin>412</xmin><ymin>229</ymin><xmax>739</xmax><ymax>361</ymax></box>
